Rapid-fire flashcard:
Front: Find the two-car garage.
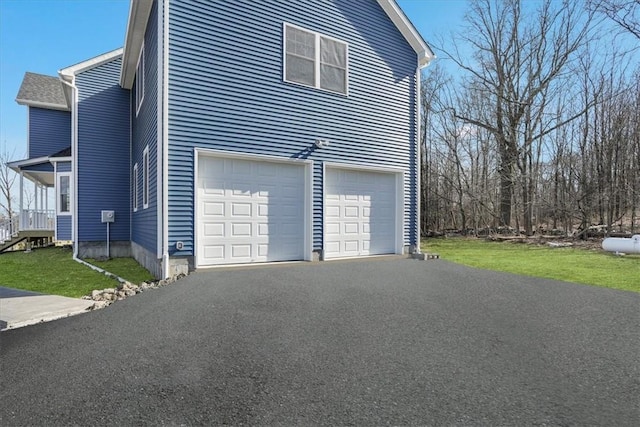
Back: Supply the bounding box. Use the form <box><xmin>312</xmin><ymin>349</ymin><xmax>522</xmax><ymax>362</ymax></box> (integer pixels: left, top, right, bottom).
<box><xmin>195</xmin><ymin>152</ymin><xmax>404</xmax><ymax>267</ymax></box>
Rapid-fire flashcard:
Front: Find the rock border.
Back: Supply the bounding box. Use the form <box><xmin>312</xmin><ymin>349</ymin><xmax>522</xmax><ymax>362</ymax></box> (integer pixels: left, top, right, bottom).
<box><xmin>81</xmin><ymin>273</ymin><xmax>187</xmax><ymax>310</ymax></box>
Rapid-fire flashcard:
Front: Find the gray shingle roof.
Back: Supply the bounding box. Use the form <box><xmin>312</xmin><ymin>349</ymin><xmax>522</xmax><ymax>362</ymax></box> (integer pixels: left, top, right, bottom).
<box><xmin>16</xmin><ymin>72</ymin><xmax>68</xmax><ymax>110</ymax></box>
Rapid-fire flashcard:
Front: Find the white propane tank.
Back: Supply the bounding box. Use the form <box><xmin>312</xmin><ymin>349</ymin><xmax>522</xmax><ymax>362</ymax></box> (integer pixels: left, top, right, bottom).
<box><xmin>602</xmin><ymin>234</ymin><xmax>640</xmax><ymax>254</ymax></box>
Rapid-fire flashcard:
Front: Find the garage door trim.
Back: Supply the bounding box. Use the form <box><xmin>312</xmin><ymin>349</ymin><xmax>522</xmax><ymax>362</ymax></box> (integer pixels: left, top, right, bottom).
<box><xmin>194</xmin><ymin>148</ymin><xmax>313</xmax><ymax>267</ymax></box>
<box><xmin>323</xmin><ymin>162</ymin><xmax>404</xmax><ymax>259</ymax></box>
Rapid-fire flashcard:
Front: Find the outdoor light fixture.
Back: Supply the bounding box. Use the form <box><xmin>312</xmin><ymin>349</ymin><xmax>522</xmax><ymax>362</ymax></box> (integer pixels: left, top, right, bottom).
<box><xmin>315</xmin><ymin>139</ymin><xmax>330</xmax><ymax>148</ymax></box>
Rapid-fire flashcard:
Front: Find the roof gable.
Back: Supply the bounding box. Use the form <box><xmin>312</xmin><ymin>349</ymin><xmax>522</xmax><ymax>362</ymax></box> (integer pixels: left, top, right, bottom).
<box><xmin>59</xmin><ymin>48</ymin><xmax>124</xmax><ymax>81</ymax></box>
<box><xmin>119</xmin><ymin>0</ymin><xmax>434</xmax><ymax>89</ymax></box>
<box><xmin>15</xmin><ymin>72</ymin><xmax>69</xmax><ymax>111</ymax></box>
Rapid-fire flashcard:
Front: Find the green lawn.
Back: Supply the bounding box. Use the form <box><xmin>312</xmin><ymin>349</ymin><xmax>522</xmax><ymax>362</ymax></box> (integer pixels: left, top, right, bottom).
<box><xmin>0</xmin><ymin>246</ymin><xmax>154</xmax><ymax>298</ymax></box>
<box><xmin>85</xmin><ymin>257</ymin><xmax>155</xmax><ymax>284</ymax></box>
<box><xmin>422</xmin><ymin>238</ymin><xmax>640</xmax><ymax>293</ymax></box>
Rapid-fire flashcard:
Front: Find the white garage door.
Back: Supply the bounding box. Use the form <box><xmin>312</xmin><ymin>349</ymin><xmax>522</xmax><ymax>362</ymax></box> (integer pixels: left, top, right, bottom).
<box><xmin>197</xmin><ymin>155</ymin><xmax>306</xmax><ymax>266</ymax></box>
<box><xmin>324</xmin><ymin>167</ymin><xmax>399</xmax><ymax>259</ymax></box>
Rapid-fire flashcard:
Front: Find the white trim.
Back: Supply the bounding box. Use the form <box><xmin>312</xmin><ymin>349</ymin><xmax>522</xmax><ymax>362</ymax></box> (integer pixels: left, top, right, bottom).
<box><xmin>53</xmin><ymin>162</ymin><xmax>58</xmax><ymax>240</ymax></box>
<box><xmin>283</xmin><ymin>23</ymin><xmax>349</xmax><ymax>96</ymax></box>
<box><xmin>49</xmin><ymin>157</ymin><xmax>73</xmax><ymax>163</ymax></box>
<box><xmin>56</xmin><ymin>172</ymin><xmax>72</xmax><ymax>216</ymax></box>
<box><xmin>162</xmin><ymin>0</ymin><xmax>170</xmax><ymax>278</ymax></box>
<box><xmin>135</xmin><ymin>43</ymin><xmax>145</xmax><ymax>116</ymax></box>
<box><xmin>323</xmin><ymin>160</ymin><xmax>405</xmax><ymax>174</ymax></box>
<box><xmin>133</xmin><ymin>163</ymin><xmax>139</xmax><ymax>212</ymax></box>
<box><xmin>156</xmin><ymin>0</ymin><xmax>164</xmax><ymax>260</ymax></box>
<box><xmin>375</xmin><ymin>0</ymin><xmax>435</xmax><ymax>67</ymax></box>
<box><xmin>193</xmin><ymin>149</ymin><xmax>314</xmax><ymax>268</ymax></box>
<box><xmin>142</xmin><ymin>145</ymin><xmax>149</xmax><ymax>209</ymax></box>
<box><xmin>120</xmin><ymin>0</ymin><xmax>154</xmax><ymax>89</ymax></box>
<box><xmin>59</xmin><ymin>48</ymin><xmax>124</xmax><ymax>80</ymax></box>
<box><xmin>415</xmin><ymin>67</ymin><xmax>422</xmax><ymax>253</ymax></box>
<box><xmin>323</xmin><ymin>162</ymin><xmax>405</xmax><ymax>258</ymax></box>
<box><xmin>7</xmin><ymin>156</ymin><xmax>51</xmax><ymax>170</ymax></box>
<box><xmin>16</xmin><ymin>99</ymin><xmax>69</xmax><ymax>111</ymax></box>
<box><xmin>59</xmin><ymin>77</ymin><xmax>78</xmax><ymax>250</ymax></box>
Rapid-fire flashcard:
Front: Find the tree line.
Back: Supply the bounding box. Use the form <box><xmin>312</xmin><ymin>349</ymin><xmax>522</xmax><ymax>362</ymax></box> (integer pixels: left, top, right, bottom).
<box><xmin>420</xmin><ymin>0</ymin><xmax>640</xmax><ymax>237</ymax></box>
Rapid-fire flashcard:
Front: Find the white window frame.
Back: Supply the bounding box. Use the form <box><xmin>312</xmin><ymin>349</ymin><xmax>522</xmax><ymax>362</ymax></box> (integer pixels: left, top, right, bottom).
<box><xmin>133</xmin><ymin>163</ymin><xmax>139</xmax><ymax>212</ymax></box>
<box><xmin>57</xmin><ymin>172</ymin><xmax>72</xmax><ymax>216</ymax></box>
<box><xmin>143</xmin><ymin>146</ymin><xmax>149</xmax><ymax>209</ymax></box>
<box><xmin>283</xmin><ymin>23</ymin><xmax>349</xmax><ymax>95</ymax></box>
<box><xmin>135</xmin><ymin>43</ymin><xmax>145</xmax><ymax>116</ymax></box>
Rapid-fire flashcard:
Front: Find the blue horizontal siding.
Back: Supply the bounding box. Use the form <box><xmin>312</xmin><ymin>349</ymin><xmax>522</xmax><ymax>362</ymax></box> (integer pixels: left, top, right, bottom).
<box><xmin>29</xmin><ymin>107</ymin><xmax>71</xmax><ymax>159</ymax></box>
<box><xmin>76</xmin><ymin>57</ymin><xmax>131</xmax><ymax>242</ymax></box>
<box><xmin>131</xmin><ymin>0</ymin><xmax>159</xmax><ymax>256</ymax></box>
<box><xmin>56</xmin><ymin>161</ymin><xmax>72</xmax><ymax>173</ymax></box>
<box><xmin>167</xmin><ymin>0</ymin><xmax>419</xmax><ymax>255</ymax></box>
<box><xmin>56</xmin><ymin>216</ymin><xmax>72</xmax><ymax>241</ymax></box>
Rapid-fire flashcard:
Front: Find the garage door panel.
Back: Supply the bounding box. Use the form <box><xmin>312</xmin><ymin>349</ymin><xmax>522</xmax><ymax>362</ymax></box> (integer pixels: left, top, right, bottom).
<box><xmin>325</xmin><ymin>168</ymin><xmax>398</xmax><ymax>259</ymax></box>
<box><xmin>203</xmin><ymin>201</ymin><xmax>224</xmax><ymax>216</ymax></box>
<box><xmin>203</xmin><ymin>222</ymin><xmax>225</xmax><ymax>237</ymax></box>
<box><xmin>203</xmin><ymin>245</ymin><xmax>225</xmax><ymax>260</ymax></box>
<box><xmin>198</xmin><ymin>155</ymin><xmax>306</xmax><ymax>266</ymax></box>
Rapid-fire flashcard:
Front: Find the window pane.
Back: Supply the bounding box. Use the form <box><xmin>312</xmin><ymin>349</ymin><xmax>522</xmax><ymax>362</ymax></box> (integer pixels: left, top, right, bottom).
<box><xmin>321</xmin><ymin>37</ymin><xmax>346</xmax><ymax>68</ymax></box>
<box><xmin>320</xmin><ymin>64</ymin><xmax>346</xmax><ymax>93</ymax></box>
<box><xmin>286</xmin><ymin>27</ymin><xmax>315</xmax><ymax>59</ymax></box>
<box><xmin>60</xmin><ymin>194</ymin><xmax>69</xmax><ymax>213</ymax></box>
<box><xmin>59</xmin><ymin>176</ymin><xmax>70</xmax><ymax>213</ymax></box>
<box><xmin>286</xmin><ymin>54</ymin><xmax>315</xmax><ymax>86</ymax></box>
<box><xmin>60</xmin><ymin>176</ymin><xmax>69</xmax><ymax>194</ymax></box>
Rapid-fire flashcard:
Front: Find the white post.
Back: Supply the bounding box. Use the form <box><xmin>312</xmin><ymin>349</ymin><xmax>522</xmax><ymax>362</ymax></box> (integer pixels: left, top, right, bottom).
<box><xmin>19</xmin><ymin>171</ymin><xmax>24</xmax><ymax>215</ymax></box>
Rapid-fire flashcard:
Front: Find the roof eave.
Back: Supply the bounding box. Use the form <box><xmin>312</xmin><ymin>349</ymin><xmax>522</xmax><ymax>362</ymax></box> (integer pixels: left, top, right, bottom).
<box><xmin>376</xmin><ymin>0</ymin><xmax>436</xmax><ymax>68</ymax></box>
<box><xmin>15</xmin><ymin>99</ymin><xmax>69</xmax><ymax>112</ymax></box>
<box><xmin>120</xmin><ymin>0</ymin><xmax>154</xmax><ymax>89</ymax></box>
<box><xmin>8</xmin><ymin>156</ymin><xmax>53</xmax><ymax>171</ymax></box>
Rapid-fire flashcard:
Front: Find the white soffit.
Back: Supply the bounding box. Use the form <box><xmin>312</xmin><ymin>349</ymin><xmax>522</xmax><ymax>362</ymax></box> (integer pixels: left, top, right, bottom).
<box><xmin>120</xmin><ymin>0</ymin><xmax>154</xmax><ymax>89</ymax></box>
<box><xmin>376</xmin><ymin>0</ymin><xmax>435</xmax><ymax>67</ymax></box>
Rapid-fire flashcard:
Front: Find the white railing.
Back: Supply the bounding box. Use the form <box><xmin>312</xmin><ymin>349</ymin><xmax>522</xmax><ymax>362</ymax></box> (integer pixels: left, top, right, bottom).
<box><xmin>0</xmin><ymin>215</ymin><xmax>19</xmax><ymax>243</ymax></box>
<box><xmin>19</xmin><ymin>209</ymin><xmax>55</xmax><ymax>231</ymax></box>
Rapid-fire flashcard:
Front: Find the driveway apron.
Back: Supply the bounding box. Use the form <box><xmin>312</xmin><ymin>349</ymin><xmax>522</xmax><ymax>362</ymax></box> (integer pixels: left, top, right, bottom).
<box><xmin>0</xmin><ymin>258</ymin><xmax>638</xmax><ymax>425</ymax></box>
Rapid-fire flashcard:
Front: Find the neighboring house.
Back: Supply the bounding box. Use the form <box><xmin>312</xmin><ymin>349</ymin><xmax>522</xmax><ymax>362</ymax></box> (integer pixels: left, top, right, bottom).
<box><xmin>7</xmin><ymin>0</ymin><xmax>434</xmax><ymax>278</ymax></box>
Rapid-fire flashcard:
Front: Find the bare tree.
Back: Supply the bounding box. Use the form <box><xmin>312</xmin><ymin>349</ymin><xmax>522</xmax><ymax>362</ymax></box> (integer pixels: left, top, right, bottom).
<box><xmin>0</xmin><ymin>148</ymin><xmax>17</xmax><ymax>219</ymax></box>
<box><xmin>441</xmin><ymin>0</ymin><xmax>595</xmax><ymax>233</ymax></box>
<box><xmin>589</xmin><ymin>0</ymin><xmax>640</xmax><ymax>39</ymax></box>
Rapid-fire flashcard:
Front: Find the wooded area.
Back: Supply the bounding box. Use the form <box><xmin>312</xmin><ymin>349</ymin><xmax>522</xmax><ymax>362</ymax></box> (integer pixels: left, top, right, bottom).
<box><xmin>420</xmin><ymin>0</ymin><xmax>640</xmax><ymax>237</ymax></box>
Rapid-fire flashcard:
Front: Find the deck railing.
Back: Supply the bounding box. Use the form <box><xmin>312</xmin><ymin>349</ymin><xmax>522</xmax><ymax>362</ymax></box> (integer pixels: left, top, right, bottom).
<box><xmin>0</xmin><ymin>215</ymin><xmax>19</xmax><ymax>243</ymax></box>
<box><xmin>19</xmin><ymin>209</ymin><xmax>55</xmax><ymax>231</ymax></box>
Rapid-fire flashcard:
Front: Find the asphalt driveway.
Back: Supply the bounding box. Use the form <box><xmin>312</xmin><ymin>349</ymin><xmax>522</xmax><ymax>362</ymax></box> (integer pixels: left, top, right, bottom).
<box><xmin>1</xmin><ymin>258</ymin><xmax>638</xmax><ymax>425</ymax></box>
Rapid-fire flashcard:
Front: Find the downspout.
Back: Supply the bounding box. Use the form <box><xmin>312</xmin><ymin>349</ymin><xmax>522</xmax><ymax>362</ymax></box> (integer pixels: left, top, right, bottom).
<box><xmin>59</xmin><ymin>77</ymin><xmax>79</xmax><ymax>259</ymax></box>
<box><xmin>415</xmin><ymin>57</ymin><xmax>432</xmax><ymax>255</ymax></box>
<box><xmin>162</xmin><ymin>0</ymin><xmax>170</xmax><ymax>279</ymax></box>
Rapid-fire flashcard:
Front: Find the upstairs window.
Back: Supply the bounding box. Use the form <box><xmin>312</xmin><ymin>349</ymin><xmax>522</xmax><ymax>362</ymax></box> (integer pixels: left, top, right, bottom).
<box><xmin>143</xmin><ymin>146</ymin><xmax>149</xmax><ymax>209</ymax></box>
<box><xmin>284</xmin><ymin>24</ymin><xmax>348</xmax><ymax>95</ymax></box>
<box><xmin>135</xmin><ymin>44</ymin><xmax>145</xmax><ymax>115</ymax></box>
<box><xmin>57</xmin><ymin>173</ymin><xmax>71</xmax><ymax>215</ymax></box>
<box><xmin>133</xmin><ymin>163</ymin><xmax>139</xmax><ymax>212</ymax></box>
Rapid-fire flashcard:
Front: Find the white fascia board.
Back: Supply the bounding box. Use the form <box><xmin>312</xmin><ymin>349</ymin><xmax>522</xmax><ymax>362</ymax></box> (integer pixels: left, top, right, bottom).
<box><xmin>15</xmin><ymin>99</ymin><xmax>69</xmax><ymax>112</ymax></box>
<box><xmin>58</xmin><ymin>48</ymin><xmax>124</xmax><ymax>79</ymax></box>
<box><xmin>120</xmin><ymin>0</ymin><xmax>154</xmax><ymax>89</ymax></box>
<box><xmin>50</xmin><ymin>157</ymin><xmax>73</xmax><ymax>163</ymax></box>
<box><xmin>376</xmin><ymin>0</ymin><xmax>436</xmax><ymax>68</ymax></box>
<box><xmin>7</xmin><ymin>156</ymin><xmax>52</xmax><ymax>171</ymax></box>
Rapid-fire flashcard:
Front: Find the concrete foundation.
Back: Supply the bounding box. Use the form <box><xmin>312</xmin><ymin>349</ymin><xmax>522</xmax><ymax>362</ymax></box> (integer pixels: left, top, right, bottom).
<box><xmin>77</xmin><ymin>241</ymin><xmax>131</xmax><ymax>259</ymax></box>
<box><xmin>131</xmin><ymin>241</ymin><xmax>163</xmax><ymax>279</ymax></box>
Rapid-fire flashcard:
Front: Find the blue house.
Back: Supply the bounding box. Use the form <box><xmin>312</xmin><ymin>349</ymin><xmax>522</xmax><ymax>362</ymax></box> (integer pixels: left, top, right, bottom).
<box><xmin>7</xmin><ymin>0</ymin><xmax>434</xmax><ymax>278</ymax></box>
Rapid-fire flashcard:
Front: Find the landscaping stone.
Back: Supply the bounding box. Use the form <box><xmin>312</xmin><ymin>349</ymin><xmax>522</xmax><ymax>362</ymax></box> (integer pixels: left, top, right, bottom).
<box><xmin>87</xmin><ymin>273</ymin><xmax>187</xmax><ymax>310</ymax></box>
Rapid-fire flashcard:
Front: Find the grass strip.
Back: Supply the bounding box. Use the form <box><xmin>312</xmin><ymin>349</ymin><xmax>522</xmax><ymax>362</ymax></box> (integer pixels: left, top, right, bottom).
<box><xmin>0</xmin><ymin>246</ymin><xmax>154</xmax><ymax>298</ymax></box>
<box><xmin>422</xmin><ymin>238</ymin><xmax>640</xmax><ymax>293</ymax></box>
